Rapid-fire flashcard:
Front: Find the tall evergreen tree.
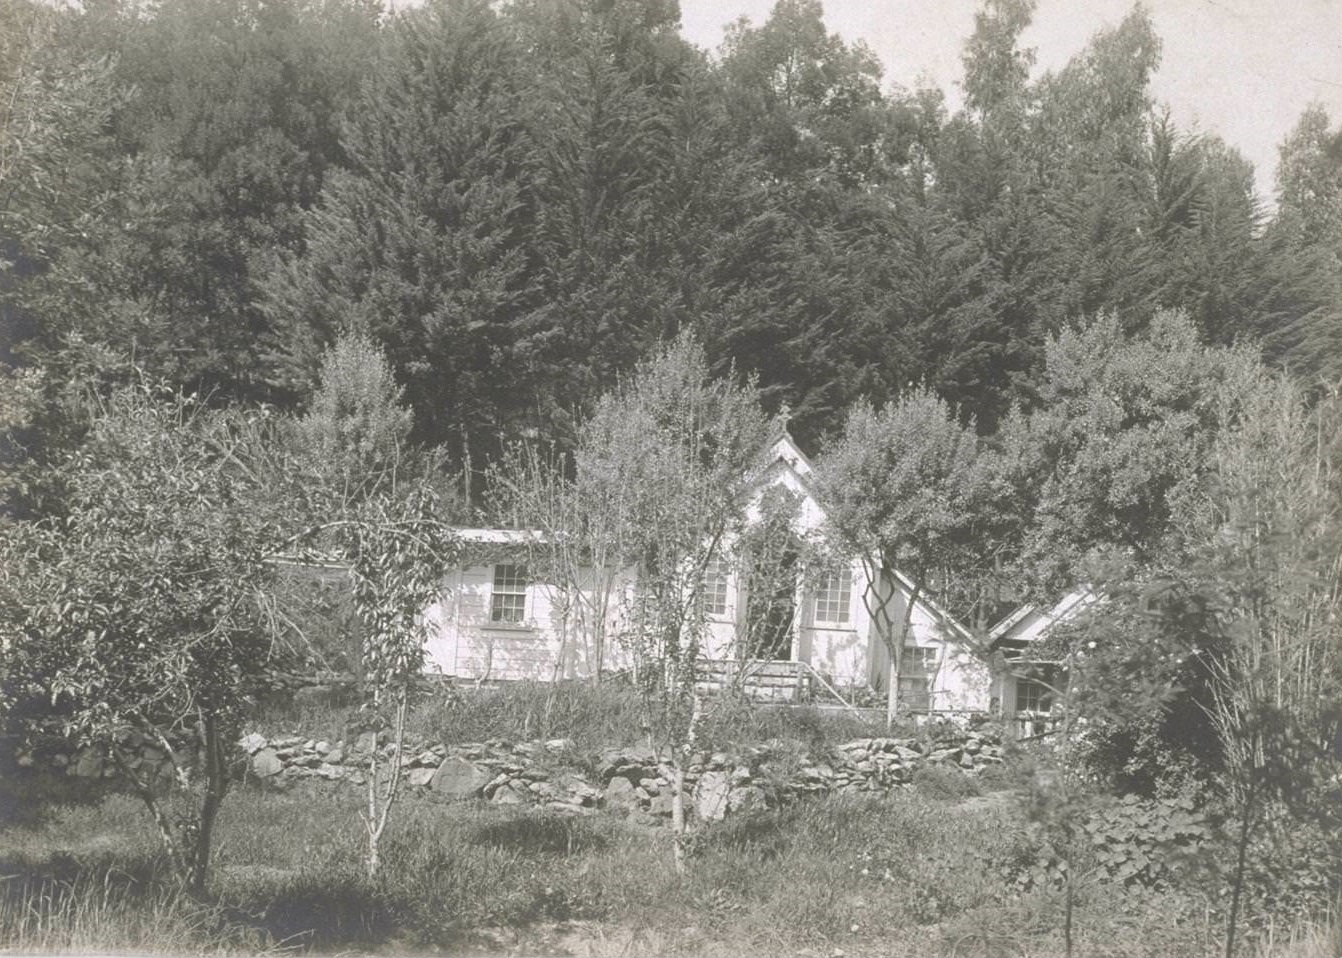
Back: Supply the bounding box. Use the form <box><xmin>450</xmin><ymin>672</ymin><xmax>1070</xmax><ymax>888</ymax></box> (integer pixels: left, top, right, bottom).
<box><xmin>262</xmin><ymin>0</ymin><xmax>537</xmax><ymax>473</ymax></box>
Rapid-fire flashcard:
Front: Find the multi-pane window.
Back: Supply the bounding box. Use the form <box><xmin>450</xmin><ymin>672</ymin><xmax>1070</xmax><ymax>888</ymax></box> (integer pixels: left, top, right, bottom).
<box><xmin>1016</xmin><ymin>677</ymin><xmax>1053</xmax><ymax>713</ymax></box>
<box><xmin>897</xmin><ymin>646</ymin><xmax>937</xmax><ymax>711</ymax></box>
<box><xmin>811</xmin><ymin>568</ymin><xmax>851</xmax><ymax>625</ymax></box>
<box><xmin>490</xmin><ymin>564</ymin><xmax>528</xmax><ymax>624</ymax></box>
<box><xmin>700</xmin><ymin>556</ymin><xmax>730</xmax><ymax>618</ymax></box>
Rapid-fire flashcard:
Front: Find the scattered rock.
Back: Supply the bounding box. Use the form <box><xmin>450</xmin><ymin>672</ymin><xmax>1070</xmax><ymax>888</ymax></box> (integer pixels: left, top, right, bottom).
<box><xmin>648</xmin><ymin>792</ymin><xmax>675</xmax><ymax>817</ymax></box>
<box><xmin>239</xmin><ymin>733</ymin><xmax>268</xmax><ymax>755</ymax></box>
<box><xmin>72</xmin><ymin>749</ymin><xmax>104</xmax><ymax>778</ymax></box>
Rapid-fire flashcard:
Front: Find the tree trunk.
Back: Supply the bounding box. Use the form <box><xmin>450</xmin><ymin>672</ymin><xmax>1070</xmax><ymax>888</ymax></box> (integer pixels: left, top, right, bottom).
<box><xmin>886</xmin><ymin>583</ymin><xmax>922</xmax><ymax>729</ymax></box>
<box><xmin>365</xmin><ymin>735</ymin><xmax>381</xmax><ymax>879</ymax></box>
<box><xmin>189</xmin><ymin>712</ymin><xmax>229</xmax><ymax>897</ymax></box>
<box><xmin>1063</xmin><ymin>840</ymin><xmax>1075</xmax><ymax>958</ymax></box>
<box><xmin>112</xmin><ymin>747</ymin><xmax>189</xmax><ymax>883</ymax></box>
<box><xmin>364</xmin><ymin>686</ymin><xmax>409</xmax><ymax>880</ymax></box>
<box><xmin>671</xmin><ymin>762</ymin><xmax>687</xmax><ymax>875</ymax></box>
<box><xmin>1225</xmin><ymin>787</ymin><xmax>1259</xmax><ymax>958</ymax></box>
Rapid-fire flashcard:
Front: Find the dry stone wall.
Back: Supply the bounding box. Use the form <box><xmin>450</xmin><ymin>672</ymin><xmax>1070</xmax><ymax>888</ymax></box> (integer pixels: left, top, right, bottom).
<box><xmin>16</xmin><ymin>722</ymin><xmax>1007</xmax><ymax>826</ymax></box>
<box><xmin>235</xmin><ymin>729</ymin><xmax>1007</xmax><ymax>823</ymax></box>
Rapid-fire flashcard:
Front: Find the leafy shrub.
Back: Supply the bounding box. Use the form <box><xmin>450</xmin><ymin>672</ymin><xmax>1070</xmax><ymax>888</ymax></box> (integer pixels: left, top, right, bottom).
<box><xmin>1082</xmin><ymin>793</ymin><xmax>1210</xmax><ymax>889</ymax></box>
<box><xmin>1234</xmin><ymin>813</ymin><xmax>1342</xmax><ymax>926</ymax></box>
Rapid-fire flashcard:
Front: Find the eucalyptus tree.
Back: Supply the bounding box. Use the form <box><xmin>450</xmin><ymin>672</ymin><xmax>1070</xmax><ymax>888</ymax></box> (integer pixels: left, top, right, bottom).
<box><xmin>1260</xmin><ymin>104</ymin><xmax>1342</xmax><ymax>386</ymax></box>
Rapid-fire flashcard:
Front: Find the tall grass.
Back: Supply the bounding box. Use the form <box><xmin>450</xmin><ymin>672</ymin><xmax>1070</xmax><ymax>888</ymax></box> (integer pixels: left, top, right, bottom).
<box><xmin>414</xmin><ymin>680</ymin><xmax>648</xmax><ymax>751</ymax></box>
<box><xmin>0</xmin><ymin>869</ymin><xmax>266</xmax><ymax>955</ymax></box>
<box><xmin>251</xmin><ymin>678</ymin><xmax>907</xmax><ymax>759</ymax></box>
<box><xmin>1251</xmin><ymin>918</ymin><xmax>1340</xmax><ymax>958</ymax></box>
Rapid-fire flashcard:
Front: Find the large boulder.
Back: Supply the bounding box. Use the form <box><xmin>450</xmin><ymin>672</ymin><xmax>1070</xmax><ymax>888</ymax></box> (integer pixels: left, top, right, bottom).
<box><xmin>251</xmin><ymin>748</ymin><xmax>283</xmax><ymax>778</ymax></box>
<box><xmin>430</xmin><ymin>757</ymin><xmax>491</xmax><ymax>800</ymax></box>
<box><xmin>694</xmin><ymin>770</ymin><xmax>731</xmax><ymax>822</ymax></box>
<box><xmin>490</xmin><ymin>781</ymin><xmax>529</xmax><ymax>805</ymax></box>
<box><xmin>604</xmin><ymin>776</ymin><xmax>640</xmax><ymax>811</ymax></box>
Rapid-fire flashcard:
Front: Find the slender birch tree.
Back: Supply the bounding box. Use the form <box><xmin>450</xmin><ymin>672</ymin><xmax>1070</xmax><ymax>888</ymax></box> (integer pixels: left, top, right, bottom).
<box><xmin>581</xmin><ymin>334</ymin><xmax>778</xmax><ymax>872</ymax></box>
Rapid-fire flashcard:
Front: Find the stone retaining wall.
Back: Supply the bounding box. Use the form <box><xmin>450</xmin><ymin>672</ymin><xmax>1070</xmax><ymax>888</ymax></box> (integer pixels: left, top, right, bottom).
<box><xmin>15</xmin><ymin>723</ymin><xmax>1007</xmax><ymax>826</ymax></box>
<box><xmin>237</xmin><ymin>728</ymin><xmax>1007</xmax><ymax>823</ymax></box>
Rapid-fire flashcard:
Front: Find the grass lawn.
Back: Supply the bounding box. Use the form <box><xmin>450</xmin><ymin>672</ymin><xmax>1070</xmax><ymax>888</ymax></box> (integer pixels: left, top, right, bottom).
<box><xmin>2</xmin><ymin>774</ymin><xmax>1333</xmax><ymax>957</ymax></box>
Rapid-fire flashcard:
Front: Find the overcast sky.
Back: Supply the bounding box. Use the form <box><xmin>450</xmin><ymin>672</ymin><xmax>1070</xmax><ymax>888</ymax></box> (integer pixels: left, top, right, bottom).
<box><xmin>677</xmin><ymin>0</ymin><xmax>1342</xmax><ymax>206</ymax></box>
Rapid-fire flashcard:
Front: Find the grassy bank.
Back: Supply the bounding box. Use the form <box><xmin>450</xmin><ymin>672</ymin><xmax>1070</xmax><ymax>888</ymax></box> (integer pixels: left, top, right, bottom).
<box><xmin>250</xmin><ymin>678</ymin><xmax>924</xmax><ymax>755</ymax></box>
<box><xmin>2</xmin><ymin>779</ymin><xmax>1334</xmax><ymax>956</ymax></box>
<box><xmin>3</xmin><ymin>683</ymin><xmax>1336</xmax><ymax>955</ymax></box>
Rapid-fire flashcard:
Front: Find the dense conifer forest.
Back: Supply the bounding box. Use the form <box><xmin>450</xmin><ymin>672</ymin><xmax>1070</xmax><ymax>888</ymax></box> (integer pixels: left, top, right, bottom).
<box><xmin>4</xmin><ymin>0</ymin><xmax>1339</xmax><ymax>508</ymax></box>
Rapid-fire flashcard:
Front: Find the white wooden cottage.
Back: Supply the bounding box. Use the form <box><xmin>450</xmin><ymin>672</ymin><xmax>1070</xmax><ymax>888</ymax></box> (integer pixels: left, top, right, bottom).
<box><xmin>421</xmin><ymin>434</ymin><xmax>992</xmax><ymax>713</ymax></box>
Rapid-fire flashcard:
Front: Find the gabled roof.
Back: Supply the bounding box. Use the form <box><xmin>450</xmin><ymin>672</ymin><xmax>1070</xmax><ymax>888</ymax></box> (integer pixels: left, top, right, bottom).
<box><xmin>747</xmin><ymin>431</ymin><xmax>817</xmax><ymax>495</ymax></box>
<box><xmin>768</xmin><ymin>430</ymin><xmax>815</xmax><ymax>477</ymax></box>
<box><xmin>757</xmin><ymin>432</ymin><xmax>976</xmax><ymax>645</ymax></box>
<box><xmin>888</xmin><ymin>568</ymin><xmax>976</xmax><ymax>643</ymax></box>
<box><xmin>987</xmin><ymin>588</ymin><xmax>1098</xmax><ymax>652</ymax></box>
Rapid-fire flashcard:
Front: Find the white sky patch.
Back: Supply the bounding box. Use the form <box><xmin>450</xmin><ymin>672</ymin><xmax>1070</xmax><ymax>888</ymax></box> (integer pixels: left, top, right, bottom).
<box><xmin>678</xmin><ymin>0</ymin><xmax>1342</xmax><ymax>207</ymax></box>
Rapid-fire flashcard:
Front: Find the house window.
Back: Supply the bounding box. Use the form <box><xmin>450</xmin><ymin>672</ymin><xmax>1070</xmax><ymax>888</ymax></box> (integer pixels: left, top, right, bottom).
<box><xmin>812</xmin><ymin>568</ymin><xmax>851</xmax><ymax>625</ymax></box>
<box><xmin>490</xmin><ymin>564</ymin><xmax>528</xmax><ymax>624</ymax></box>
<box><xmin>1016</xmin><ymin>676</ymin><xmax>1053</xmax><ymax>713</ymax></box>
<box><xmin>701</xmin><ymin>556</ymin><xmax>730</xmax><ymax>618</ymax></box>
<box><xmin>898</xmin><ymin>646</ymin><xmax>937</xmax><ymax>711</ymax></box>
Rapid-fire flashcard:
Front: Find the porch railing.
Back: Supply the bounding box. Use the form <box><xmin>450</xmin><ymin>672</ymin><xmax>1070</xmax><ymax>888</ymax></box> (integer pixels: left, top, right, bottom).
<box><xmin>693</xmin><ymin>658</ymin><xmax>858</xmax><ymax>711</ymax></box>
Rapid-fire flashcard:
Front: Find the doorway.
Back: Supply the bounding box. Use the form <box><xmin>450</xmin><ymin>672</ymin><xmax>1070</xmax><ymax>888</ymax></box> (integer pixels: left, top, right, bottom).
<box><xmin>745</xmin><ymin>544</ymin><xmax>797</xmax><ymax>660</ymax></box>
